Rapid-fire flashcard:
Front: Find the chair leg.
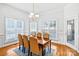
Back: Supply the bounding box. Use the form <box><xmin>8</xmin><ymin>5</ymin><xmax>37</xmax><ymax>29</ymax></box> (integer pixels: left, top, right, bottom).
<box><xmin>19</xmin><ymin>45</ymin><xmax>21</xmax><ymax>50</ymax></box>
<box><xmin>24</xmin><ymin>48</ymin><xmax>26</xmax><ymax>53</ymax></box>
<box><xmin>22</xmin><ymin>46</ymin><xmax>24</xmax><ymax>53</ymax></box>
<box><xmin>28</xmin><ymin>49</ymin><xmax>29</xmax><ymax>56</ymax></box>
<box><xmin>22</xmin><ymin>47</ymin><xmax>23</xmax><ymax>52</ymax></box>
<box><xmin>43</xmin><ymin>49</ymin><xmax>45</xmax><ymax>56</ymax></box>
<box><xmin>23</xmin><ymin>47</ymin><xmax>25</xmax><ymax>53</ymax></box>
<box><xmin>50</xmin><ymin>42</ymin><xmax>51</xmax><ymax>53</ymax></box>
<box><xmin>30</xmin><ymin>52</ymin><xmax>32</xmax><ymax>56</ymax></box>
<box><xmin>19</xmin><ymin>46</ymin><xmax>20</xmax><ymax>50</ymax></box>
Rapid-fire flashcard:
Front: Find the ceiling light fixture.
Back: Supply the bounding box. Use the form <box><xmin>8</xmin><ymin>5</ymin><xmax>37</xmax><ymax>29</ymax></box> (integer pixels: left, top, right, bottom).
<box><xmin>29</xmin><ymin>0</ymin><xmax>39</xmax><ymax>21</ymax></box>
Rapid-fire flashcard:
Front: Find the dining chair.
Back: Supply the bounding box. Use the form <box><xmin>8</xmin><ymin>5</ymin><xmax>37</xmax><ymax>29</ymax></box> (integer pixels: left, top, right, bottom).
<box><xmin>37</xmin><ymin>32</ymin><xmax>50</xmax><ymax>54</ymax></box>
<box><xmin>29</xmin><ymin>36</ymin><xmax>43</xmax><ymax>56</ymax></box>
<box><xmin>30</xmin><ymin>31</ymin><xmax>36</xmax><ymax>37</ymax></box>
<box><xmin>31</xmin><ymin>33</ymin><xmax>36</xmax><ymax>37</ymax></box>
<box><xmin>37</xmin><ymin>32</ymin><xmax>42</xmax><ymax>40</ymax></box>
<box><xmin>22</xmin><ymin>34</ymin><xmax>29</xmax><ymax>55</ymax></box>
<box><xmin>18</xmin><ymin>34</ymin><xmax>24</xmax><ymax>51</ymax></box>
<box><xmin>43</xmin><ymin>32</ymin><xmax>49</xmax><ymax>41</ymax></box>
<box><xmin>43</xmin><ymin>32</ymin><xmax>51</xmax><ymax>53</ymax></box>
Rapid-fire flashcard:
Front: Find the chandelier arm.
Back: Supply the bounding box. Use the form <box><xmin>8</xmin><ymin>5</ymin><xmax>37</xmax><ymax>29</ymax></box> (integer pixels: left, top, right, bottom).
<box><xmin>33</xmin><ymin>0</ymin><xmax>34</xmax><ymax>14</ymax></box>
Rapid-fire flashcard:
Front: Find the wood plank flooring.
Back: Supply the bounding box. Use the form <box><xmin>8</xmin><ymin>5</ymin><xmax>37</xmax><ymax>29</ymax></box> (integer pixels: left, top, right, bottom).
<box><xmin>0</xmin><ymin>42</ymin><xmax>79</xmax><ymax>56</ymax></box>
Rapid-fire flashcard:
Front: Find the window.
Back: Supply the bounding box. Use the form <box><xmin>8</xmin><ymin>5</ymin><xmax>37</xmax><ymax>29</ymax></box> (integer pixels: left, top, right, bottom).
<box><xmin>67</xmin><ymin>20</ymin><xmax>74</xmax><ymax>45</ymax></box>
<box><xmin>29</xmin><ymin>19</ymin><xmax>38</xmax><ymax>35</ymax></box>
<box><xmin>5</xmin><ymin>17</ymin><xmax>24</xmax><ymax>43</ymax></box>
<box><xmin>38</xmin><ymin>19</ymin><xmax>56</xmax><ymax>40</ymax></box>
<box><xmin>49</xmin><ymin>20</ymin><xmax>56</xmax><ymax>40</ymax></box>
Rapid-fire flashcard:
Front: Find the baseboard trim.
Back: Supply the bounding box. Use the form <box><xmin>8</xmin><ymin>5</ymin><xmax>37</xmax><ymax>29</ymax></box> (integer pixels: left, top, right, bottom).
<box><xmin>3</xmin><ymin>41</ymin><xmax>18</xmax><ymax>48</ymax></box>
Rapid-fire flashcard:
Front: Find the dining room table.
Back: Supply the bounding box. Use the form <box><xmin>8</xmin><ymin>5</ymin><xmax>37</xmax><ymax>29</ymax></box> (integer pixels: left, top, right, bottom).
<box><xmin>38</xmin><ymin>39</ymin><xmax>51</xmax><ymax>56</ymax></box>
<box><xmin>27</xmin><ymin>35</ymin><xmax>51</xmax><ymax>56</ymax></box>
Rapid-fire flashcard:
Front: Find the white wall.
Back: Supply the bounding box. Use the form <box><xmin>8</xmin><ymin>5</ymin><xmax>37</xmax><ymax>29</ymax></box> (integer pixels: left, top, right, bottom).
<box><xmin>0</xmin><ymin>4</ymin><xmax>29</xmax><ymax>47</ymax></box>
<box><xmin>39</xmin><ymin>8</ymin><xmax>65</xmax><ymax>43</ymax></box>
<box><xmin>64</xmin><ymin>3</ymin><xmax>79</xmax><ymax>17</ymax></box>
<box><xmin>39</xmin><ymin>3</ymin><xmax>79</xmax><ymax>52</ymax></box>
<box><xmin>64</xmin><ymin>3</ymin><xmax>79</xmax><ymax>51</ymax></box>
<box><xmin>38</xmin><ymin>3</ymin><xmax>79</xmax><ymax>52</ymax></box>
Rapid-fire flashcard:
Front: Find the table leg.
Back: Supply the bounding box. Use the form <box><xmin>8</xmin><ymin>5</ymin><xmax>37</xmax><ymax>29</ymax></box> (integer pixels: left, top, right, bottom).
<box><xmin>28</xmin><ymin>46</ymin><xmax>30</xmax><ymax>56</ymax></box>
<box><xmin>50</xmin><ymin>40</ymin><xmax>51</xmax><ymax>53</ymax></box>
<box><xmin>42</xmin><ymin>45</ymin><xmax>44</xmax><ymax>56</ymax></box>
<box><xmin>42</xmin><ymin>46</ymin><xmax>43</xmax><ymax>56</ymax></box>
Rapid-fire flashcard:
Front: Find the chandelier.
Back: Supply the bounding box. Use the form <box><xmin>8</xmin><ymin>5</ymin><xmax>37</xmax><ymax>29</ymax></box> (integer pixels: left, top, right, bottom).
<box><xmin>29</xmin><ymin>13</ymin><xmax>39</xmax><ymax>20</ymax></box>
<box><xmin>29</xmin><ymin>1</ymin><xmax>39</xmax><ymax>21</ymax></box>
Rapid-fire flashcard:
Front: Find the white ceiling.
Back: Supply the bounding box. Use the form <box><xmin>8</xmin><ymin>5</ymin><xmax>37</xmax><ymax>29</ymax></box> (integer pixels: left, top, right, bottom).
<box><xmin>6</xmin><ymin>3</ymin><xmax>67</xmax><ymax>14</ymax></box>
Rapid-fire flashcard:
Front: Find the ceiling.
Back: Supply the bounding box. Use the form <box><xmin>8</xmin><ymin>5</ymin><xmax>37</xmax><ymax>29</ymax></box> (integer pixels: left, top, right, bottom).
<box><xmin>6</xmin><ymin>3</ymin><xmax>67</xmax><ymax>14</ymax></box>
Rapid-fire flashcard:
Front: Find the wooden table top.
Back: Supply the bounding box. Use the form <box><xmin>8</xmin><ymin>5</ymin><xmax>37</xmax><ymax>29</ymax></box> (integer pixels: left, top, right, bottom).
<box><xmin>27</xmin><ymin>35</ymin><xmax>51</xmax><ymax>45</ymax></box>
<box><xmin>38</xmin><ymin>39</ymin><xmax>51</xmax><ymax>45</ymax></box>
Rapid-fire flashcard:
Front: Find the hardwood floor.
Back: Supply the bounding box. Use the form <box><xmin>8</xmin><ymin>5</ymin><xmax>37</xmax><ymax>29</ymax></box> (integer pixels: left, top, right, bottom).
<box><xmin>52</xmin><ymin>42</ymin><xmax>79</xmax><ymax>56</ymax></box>
<box><xmin>0</xmin><ymin>42</ymin><xmax>79</xmax><ymax>56</ymax></box>
<box><xmin>0</xmin><ymin>43</ymin><xmax>19</xmax><ymax>56</ymax></box>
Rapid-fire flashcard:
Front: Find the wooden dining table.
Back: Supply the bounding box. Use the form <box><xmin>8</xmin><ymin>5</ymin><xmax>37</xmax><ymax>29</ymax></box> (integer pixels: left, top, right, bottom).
<box><xmin>38</xmin><ymin>39</ymin><xmax>51</xmax><ymax>56</ymax></box>
<box><xmin>27</xmin><ymin>35</ymin><xmax>51</xmax><ymax>56</ymax></box>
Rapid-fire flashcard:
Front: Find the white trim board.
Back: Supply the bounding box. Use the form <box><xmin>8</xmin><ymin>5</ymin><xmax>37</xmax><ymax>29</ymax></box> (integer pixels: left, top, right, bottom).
<box><xmin>2</xmin><ymin>41</ymin><xmax>18</xmax><ymax>48</ymax></box>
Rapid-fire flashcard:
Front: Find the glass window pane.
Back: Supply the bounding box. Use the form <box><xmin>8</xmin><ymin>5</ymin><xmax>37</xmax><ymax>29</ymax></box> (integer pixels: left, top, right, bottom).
<box><xmin>5</xmin><ymin>17</ymin><xmax>24</xmax><ymax>44</ymax></box>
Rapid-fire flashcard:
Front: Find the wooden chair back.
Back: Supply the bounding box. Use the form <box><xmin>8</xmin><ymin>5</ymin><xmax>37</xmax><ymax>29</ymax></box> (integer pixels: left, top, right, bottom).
<box><xmin>22</xmin><ymin>34</ymin><xmax>29</xmax><ymax>48</ymax></box>
<box><xmin>18</xmin><ymin>34</ymin><xmax>23</xmax><ymax>46</ymax></box>
<box><xmin>43</xmin><ymin>32</ymin><xmax>49</xmax><ymax>41</ymax></box>
<box><xmin>37</xmin><ymin>32</ymin><xmax>42</xmax><ymax>40</ymax></box>
<box><xmin>29</xmin><ymin>36</ymin><xmax>40</xmax><ymax>53</ymax></box>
